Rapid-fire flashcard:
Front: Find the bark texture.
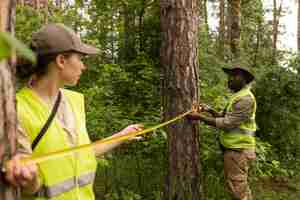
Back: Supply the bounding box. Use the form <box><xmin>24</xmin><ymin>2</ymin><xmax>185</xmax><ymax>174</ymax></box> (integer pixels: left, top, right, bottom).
<box><xmin>160</xmin><ymin>0</ymin><xmax>201</xmax><ymax>199</ymax></box>
<box><xmin>228</xmin><ymin>0</ymin><xmax>241</xmax><ymax>59</ymax></box>
<box><xmin>0</xmin><ymin>0</ymin><xmax>18</xmax><ymax>199</ymax></box>
<box><xmin>17</xmin><ymin>0</ymin><xmax>47</xmax><ymax>8</ymax></box>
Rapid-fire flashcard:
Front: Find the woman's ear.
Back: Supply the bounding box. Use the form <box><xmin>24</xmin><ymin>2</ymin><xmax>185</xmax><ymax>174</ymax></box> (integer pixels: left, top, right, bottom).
<box><xmin>55</xmin><ymin>54</ymin><xmax>66</xmax><ymax>70</ymax></box>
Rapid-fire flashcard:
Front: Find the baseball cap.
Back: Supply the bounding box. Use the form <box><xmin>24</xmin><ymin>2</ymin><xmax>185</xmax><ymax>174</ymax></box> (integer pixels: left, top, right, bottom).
<box><xmin>31</xmin><ymin>23</ymin><xmax>99</xmax><ymax>56</ymax></box>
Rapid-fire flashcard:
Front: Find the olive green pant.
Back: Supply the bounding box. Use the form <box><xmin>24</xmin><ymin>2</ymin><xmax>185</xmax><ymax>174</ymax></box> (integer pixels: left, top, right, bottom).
<box><xmin>224</xmin><ymin>149</ymin><xmax>256</xmax><ymax>200</ymax></box>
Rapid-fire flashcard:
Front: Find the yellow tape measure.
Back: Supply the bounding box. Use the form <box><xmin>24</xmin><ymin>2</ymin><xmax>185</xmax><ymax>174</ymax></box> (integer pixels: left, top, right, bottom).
<box><xmin>18</xmin><ymin>110</ymin><xmax>193</xmax><ymax>166</ymax></box>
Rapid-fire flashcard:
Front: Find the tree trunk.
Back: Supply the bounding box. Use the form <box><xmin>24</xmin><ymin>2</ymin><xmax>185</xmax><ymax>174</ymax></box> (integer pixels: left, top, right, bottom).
<box><xmin>297</xmin><ymin>0</ymin><xmax>300</xmax><ymax>51</ymax></box>
<box><xmin>0</xmin><ymin>0</ymin><xmax>18</xmax><ymax>200</ymax></box>
<box><xmin>56</xmin><ymin>0</ymin><xmax>62</xmax><ymax>8</ymax></box>
<box><xmin>272</xmin><ymin>0</ymin><xmax>282</xmax><ymax>63</ymax></box>
<box><xmin>17</xmin><ymin>0</ymin><xmax>24</xmax><ymax>6</ymax></box>
<box><xmin>253</xmin><ymin>23</ymin><xmax>261</xmax><ymax>68</ymax></box>
<box><xmin>218</xmin><ymin>0</ymin><xmax>226</xmax><ymax>59</ymax></box>
<box><xmin>110</xmin><ymin>13</ymin><xmax>115</xmax><ymax>63</ymax></box>
<box><xmin>121</xmin><ymin>4</ymin><xmax>136</xmax><ymax>63</ymax></box>
<box><xmin>44</xmin><ymin>0</ymin><xmax>48</xmax><ymax>23</ymax></box>
<box><xmin>138</xmin><ymin>0</ymin><xmax>146</xmax><ymax>53</ymax></box>
<box><xmin>273</xmin><ymin>0</ymin><xmax>277</xmax><ymax>53</ymax></box>
<box><xmin>160</xmin><ymin>0</ymin><xmax>201</xmax><ymax>199</ymax></box>
<box><xmin>35</xmin><ymin>0</ymin><xmax>40</xmax><ymax>10</ymax></box>
<box><xmin>228</xmin><ymin>0</ymin><xmax>241</xmax><ymax>59</ymax></box>
<box><xmin>203</xmin><ymin>0</ymin><xmax>209</xmax><ymax>32</ymax></box>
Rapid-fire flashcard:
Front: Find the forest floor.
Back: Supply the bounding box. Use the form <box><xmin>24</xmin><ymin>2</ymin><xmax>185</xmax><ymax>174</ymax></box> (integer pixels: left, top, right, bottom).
<box><xmin>253</xmin><ymin>176</ymin><xmax>300</xmax><ymax>200</ymax></box>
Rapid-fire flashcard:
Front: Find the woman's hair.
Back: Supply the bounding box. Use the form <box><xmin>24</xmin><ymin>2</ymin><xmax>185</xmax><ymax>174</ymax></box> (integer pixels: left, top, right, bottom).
<box><xmin>16</xmin><ymin>46</ymin><xmax>73</xmax><ymax>79</ymax></box>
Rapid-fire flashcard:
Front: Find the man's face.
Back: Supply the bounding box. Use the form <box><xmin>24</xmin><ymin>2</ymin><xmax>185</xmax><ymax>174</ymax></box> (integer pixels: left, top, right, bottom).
<box><xmin>227</xmin><ymin>71</ymin><xmax>246</xmax><ymax>92</ymax></box>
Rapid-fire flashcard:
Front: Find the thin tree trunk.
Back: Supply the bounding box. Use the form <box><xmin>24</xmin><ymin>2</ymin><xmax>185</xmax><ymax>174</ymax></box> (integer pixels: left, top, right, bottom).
<box><xmin>122</xmin><ymin>4</ymin><xmax>136</xmax><ymax>63</ymax></box>
<box><xmin>272</xmin><ymin>0</ymin><xmax>283</xmax><ymax>63</ymax></box>
<box><xmin>253</xmin><ymin>23</ymin><xmax>261</xmax><ymax>67</ymax></box>
<box><xmin>56</xmin><ymin>0</ymin><xmax>62</xmax><ymax>8</ymax></box>
<box><xmin>225</xmin><ymin>0</ymin><xmax>231</xmax><ymax>48</ymax></box>
<box><xmin>18</xmin><ymin>0</ymin><xmax>24</xmax><ymax>6</ymax></box>
<box><xmin>160</xmin><ymin>0</ymin><xmax>201</xmax><ymax>199</ymax></box>
<box><xmin>44</xmin><ymin>0</ymin><xmax>48</xmax><ymax>23</ymax></box>
<box><xmin>138</xmin><ymin>0</ymin><xmax>146</xmax><ymax>53</ymax></box>
<box><xmin>273</xmin><ymin>0</ymin><xmax>277</xmax><ymax>52</ymax></box>
<box><xmin>0</xmin><ymin>0</ymin><xmax>18</xmax><ymax>200</ymax></box>
<box><xmin>297</xmin><ymin>0</ymin><xmax>300</xmax><ymax>51</ymax></box>
<box><xmin>218</xmin><ymin>0</ymin><xmax>226</xmax><ymax>59</ymax></box>
<box><xmin>35</xmin><ymin>0</ymin><xmax>40</xmax><ymax>10</ymax></box>
<box><xmin>110</xmin><ymin>13</ymin><xmax>115</xmax><ymax>63</ymax></box>
<box><xmin>203</xmin><ymin>0</ymin><xmax>209</xmax><ymax>31</ymax></box>
<box><xmin>228</xmin><ymin>0</ymin><xmax>241</xmax><ymax>59</ymax></box>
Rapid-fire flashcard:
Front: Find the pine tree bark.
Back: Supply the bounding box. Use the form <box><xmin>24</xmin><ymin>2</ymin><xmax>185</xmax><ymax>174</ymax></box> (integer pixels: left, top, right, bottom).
<box><xmin>160</xmin><ymin>0</ymin><xmax>201</xmax><ymax>199</ymax></box>
<box><xmin>228</xmin><ymin>0</ymin><xmax>241</xmax><ymax>59</ymax></box>
<box><xmin>0</xmin><ymin>0</ymin><xmax>18</xmax><ymax>200</ymax></box>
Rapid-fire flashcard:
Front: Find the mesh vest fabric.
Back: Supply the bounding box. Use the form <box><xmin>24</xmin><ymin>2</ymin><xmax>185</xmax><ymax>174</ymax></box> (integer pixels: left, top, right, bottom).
<box><xmin>220</xmin><ymin>87</ymin><xmax>257</xmax><ymax>149</ymax></box>
<box><xmin>17</xmin><ymin>87</ymin><xmax>97</xmax><ymax>200</ymax></box>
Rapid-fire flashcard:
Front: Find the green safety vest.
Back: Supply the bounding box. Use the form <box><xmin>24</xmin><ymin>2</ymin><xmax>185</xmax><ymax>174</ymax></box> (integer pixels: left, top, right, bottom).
<box><xmin>17</xmin><ymin>87</ymin><xmax>97</xmax><ymax>200</ymax></box>
<box><xmin>220</xmin><ymin>86</ymin><xmax>257</xmax><ymax>149</ymax></box>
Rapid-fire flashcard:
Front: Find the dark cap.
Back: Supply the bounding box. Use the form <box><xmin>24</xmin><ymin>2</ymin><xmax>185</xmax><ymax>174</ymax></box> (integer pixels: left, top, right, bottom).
<box><xmin>31</xmin><ymin>23</ymin><xmax>99</xmax><ymax>56</ymax></box>
<box><xmin>222</xmin><ymin>66</ymin><xmax>255</xmax><ymax>83</ymax></box>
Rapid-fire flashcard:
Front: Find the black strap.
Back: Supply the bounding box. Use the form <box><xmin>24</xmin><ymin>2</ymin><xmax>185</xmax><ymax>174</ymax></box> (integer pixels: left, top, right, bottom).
<box><xmin>31</xmin><ymin>91</ymin><xmax>62</xmax><ymax>150</ymax></box>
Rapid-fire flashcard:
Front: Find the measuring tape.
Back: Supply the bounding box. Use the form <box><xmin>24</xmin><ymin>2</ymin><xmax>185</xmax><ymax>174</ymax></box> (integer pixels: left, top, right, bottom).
<box><xmin>16</xmin><ymin>109</ymin><xmax>194</xmax><ymax>167</ymax></box>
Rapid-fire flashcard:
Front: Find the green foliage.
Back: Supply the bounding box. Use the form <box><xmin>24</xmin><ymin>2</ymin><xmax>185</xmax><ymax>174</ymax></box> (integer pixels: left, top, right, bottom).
<box><xmin>255</xmin><ymin>62</ymin><xmax>300</xmax><ymax>171</ymax></box>
<box><xmin>14</xmin><ymin>1</ymin><xmax>300</xmax><ymax>199</ymax></box>
<box><xmin>104</xmin><ymin>189</ymin><xmax>142</xmax><ymax>200</ymax></box>
<box><xmin>0</xmin><ymin>31</ymin><xmax>35</xmax><ymax>62</ymax></box>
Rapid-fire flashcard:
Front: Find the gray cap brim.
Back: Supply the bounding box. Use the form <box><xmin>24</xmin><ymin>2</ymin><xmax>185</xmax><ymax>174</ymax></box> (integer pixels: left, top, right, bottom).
<box><xmin>76</xmin><ymin>43</ymin><xmax>100</xmax><ymax>55</ymax></box>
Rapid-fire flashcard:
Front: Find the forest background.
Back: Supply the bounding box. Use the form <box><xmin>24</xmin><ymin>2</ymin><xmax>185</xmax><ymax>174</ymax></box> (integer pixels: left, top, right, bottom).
<box><xmin>4</xmin><ymin>0</ymin><xmax>300</xmax><ymax>199</ymax></box>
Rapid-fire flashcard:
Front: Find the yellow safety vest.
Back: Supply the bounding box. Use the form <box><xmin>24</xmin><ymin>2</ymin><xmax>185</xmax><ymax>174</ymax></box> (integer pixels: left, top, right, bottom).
<box><xmin>220</xmin><ymin>86</ymin><xmax>257</xmax><ymax>149</ymax></box>
<box><xmin>17</xmin><ymin>87</ymin><xmax>97</xmax><ymax>200</ymax></box>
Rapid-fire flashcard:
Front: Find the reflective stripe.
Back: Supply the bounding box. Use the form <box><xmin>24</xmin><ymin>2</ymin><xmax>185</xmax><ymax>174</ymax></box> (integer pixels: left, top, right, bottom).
<box><xmin>38</xmin><ymin>172</ymin><xmax>95</xmax><ymax>198</ymax></box>
<box><xmin>229</xmin><ymin>128</ymin><xmax>255</xmax><ymax>136</ymax></box>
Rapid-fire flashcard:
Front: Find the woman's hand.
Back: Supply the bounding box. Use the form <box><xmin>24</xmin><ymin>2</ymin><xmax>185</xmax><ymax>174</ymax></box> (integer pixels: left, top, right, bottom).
<box><xmin>120</xmin><ymin>124</ymin><xmax>143</xmax><ymax>134</ymax></box>
<box><xmin>4</xmin><ymin>154</ymin><xmax>39</xmax><ymax>190</ymax></box>
<box><xmin>116</xmin><ymin>124</ymin><xmax>144</xmax><ymax>140</ymax></box>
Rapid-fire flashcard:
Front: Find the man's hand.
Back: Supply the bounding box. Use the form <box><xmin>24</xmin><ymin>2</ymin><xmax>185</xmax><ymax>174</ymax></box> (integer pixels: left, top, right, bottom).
<box><xmin>199</xmin><ymin>103</ymin><xmax>223</xmax><ymax>117</ymax></box>
<box><xmin>4</xmin><ymin>154</ymin><xmax>39</xmax><ymax>191</ymax></box>
<box><xmin>186</xmin><ymin>112</ymin><xmax>217</xmax><ymax>127</ymax></box>
<box><xmin>186</xmin><ymin>111</ymin><xmax>202</xmax><ymax>120</ymax></box>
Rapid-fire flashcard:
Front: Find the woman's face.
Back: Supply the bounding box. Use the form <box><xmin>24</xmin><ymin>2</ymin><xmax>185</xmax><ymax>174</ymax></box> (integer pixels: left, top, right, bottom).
<box><xmin>58</xmin><ymin>52</ymin><xmax>86</xmax><ymax>86</ymax></box>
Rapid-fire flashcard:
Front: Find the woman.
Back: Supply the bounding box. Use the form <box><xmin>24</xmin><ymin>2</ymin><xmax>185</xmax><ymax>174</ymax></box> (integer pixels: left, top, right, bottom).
<box><xmin>5</xmin><ymin>23</ymin><xmax>142</xmax><ymax>199</ymax></box>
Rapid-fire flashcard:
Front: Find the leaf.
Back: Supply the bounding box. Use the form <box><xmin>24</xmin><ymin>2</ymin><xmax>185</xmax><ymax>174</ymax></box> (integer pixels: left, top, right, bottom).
<box><xmin>0</xmin><ymin>32</ymin><xmax>36</xmax><ymax>63</ymax></box>
<box><xmin>0</xmin><ymin>32</ymin><xmax>11</xmax><ymax>60</ymax></box>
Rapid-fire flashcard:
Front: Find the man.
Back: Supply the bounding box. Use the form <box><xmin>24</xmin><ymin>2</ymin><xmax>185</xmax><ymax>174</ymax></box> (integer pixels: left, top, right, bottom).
<box><xmin>188</xmin><ymin>66</ymin><xmax>257</xmax><ymax>200</ymax></box>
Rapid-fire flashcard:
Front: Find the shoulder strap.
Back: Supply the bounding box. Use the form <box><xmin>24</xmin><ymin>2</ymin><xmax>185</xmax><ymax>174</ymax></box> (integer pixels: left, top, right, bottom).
<box><xmin>31</xmin><ymin>91</ymin><xmax>62</xmax><ymax>151</ymax></box>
